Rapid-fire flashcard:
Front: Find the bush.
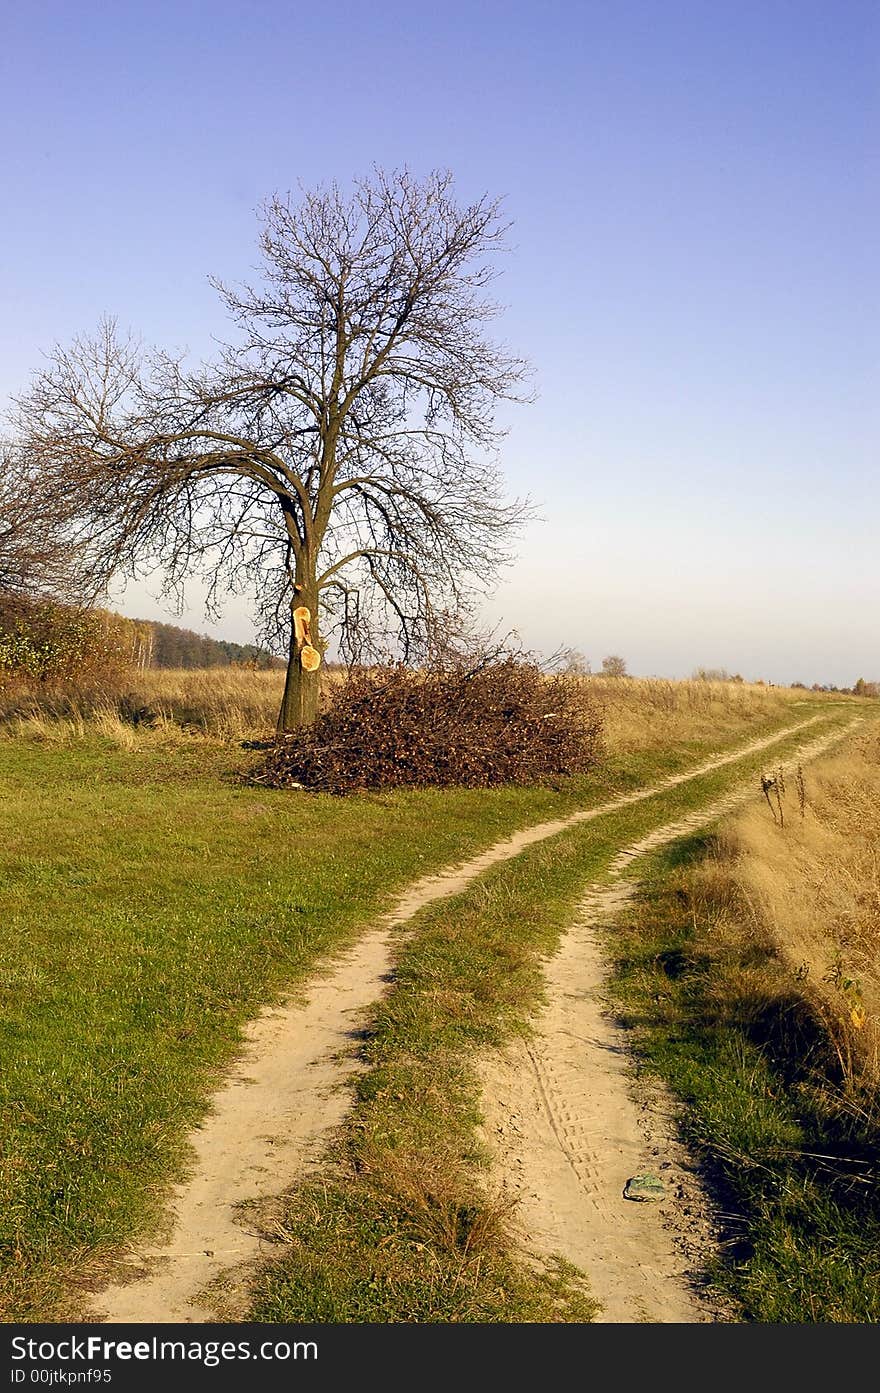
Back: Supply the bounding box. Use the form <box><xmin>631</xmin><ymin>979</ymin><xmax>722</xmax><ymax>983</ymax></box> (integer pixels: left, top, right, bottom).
<box><xmin>0</xmin><ymin>597</ymin><xmax>132</xmax><ymax>690</ymax></box>
<box><xmin>251</xmin><ymin>658</ymin><xmax>604</xmax><ymax>794</ymax></box>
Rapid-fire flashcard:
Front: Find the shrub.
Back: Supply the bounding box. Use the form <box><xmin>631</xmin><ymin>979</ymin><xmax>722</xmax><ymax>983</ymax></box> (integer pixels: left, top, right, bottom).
<box><xmin>0</xmin><ymin>597</ymin><xmax>132</xmax><ymax>690</ymax></box>
<box><xmin>251</xmin><ymin>657</ymin><xmax>604</xmax><ymax>794</ymax></box>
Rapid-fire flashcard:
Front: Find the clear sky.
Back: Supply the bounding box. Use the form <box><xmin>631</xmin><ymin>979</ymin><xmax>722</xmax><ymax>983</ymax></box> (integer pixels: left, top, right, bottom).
<box><xmin>2</xmin><ymin>0</ymin><xmax>877</xmax><ymax>684</ymax></box>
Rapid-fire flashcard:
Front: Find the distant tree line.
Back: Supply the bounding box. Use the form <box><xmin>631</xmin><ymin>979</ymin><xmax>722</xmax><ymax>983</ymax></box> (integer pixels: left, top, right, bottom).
<box><xmin>129</xmin><ymin>619</ymin><xmax>282</xmax><ymax>671</ymax></box>
<box><xmin>798</xmin><ymin>678</ymin><xmax>880</xmax><ymax>697</ymax></box>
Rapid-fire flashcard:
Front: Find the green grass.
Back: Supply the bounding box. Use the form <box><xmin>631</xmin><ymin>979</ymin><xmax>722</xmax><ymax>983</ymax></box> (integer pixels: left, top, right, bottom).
<box><xmin>247</xmin><ymin>709</ymin><xmax>861</xmax><ymax>1322</ymax></box>
<box><xmin>0</xmin><ymin>718</ymin><xmax>801</xmax><ymax>1321</ymax></box>
<box><xmin>0</xmin><ymin>702</ymin><xmax>857</xmax><ymax>1320</ymax></box>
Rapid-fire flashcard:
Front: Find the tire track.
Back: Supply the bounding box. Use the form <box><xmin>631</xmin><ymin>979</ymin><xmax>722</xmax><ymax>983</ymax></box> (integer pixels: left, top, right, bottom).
<box><xmin>478</xmin><ymin>717</ymin><xmax>862</xmax><ymax>1324</ymax></box>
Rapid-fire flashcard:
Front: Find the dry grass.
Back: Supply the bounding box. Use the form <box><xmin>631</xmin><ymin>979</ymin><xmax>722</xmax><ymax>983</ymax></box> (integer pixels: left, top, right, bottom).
<box><xmin>0</xmin><ymin>666</ymin><xmax>845</xmax><ymax>753</ymax></box>
<box><xmin>584</xmin><ymin>676</ymin><xmax>833</xmax><ymax>752</ymax></box>
<box><xmin>128</xmin><ymin>666</ymin><xmax>286</xmax><ymax>737</ymax></box>
<box><xmin>356</xmin><ymin>1142</ymin><xmax>517</xmax><ymax>1258</ymax></box>
<box><xmin>0</xmin><ymin>668</ymin><xmax>286</xmax><ymax>744</ymax></box>
<box><xmin>695</xmin><ymin>725</ymin><xmax>880</xmax><ymax>1083</ymax></box>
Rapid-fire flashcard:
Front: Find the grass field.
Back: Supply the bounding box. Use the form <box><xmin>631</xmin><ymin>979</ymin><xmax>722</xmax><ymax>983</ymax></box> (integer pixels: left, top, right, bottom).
<box><xmin>0</xmin><ymin>736</ymin><xmax>612</xmax><ymax>1320</ymax></box>
<box><xmin>1</xmin><ymin>664</ymin><xmax>835</xmax><ymax>745</ymax></box>
<box><xmin>0</xmin><ymin>670</ymin><xmax>873</xmax><ymax>1321</ymax></box>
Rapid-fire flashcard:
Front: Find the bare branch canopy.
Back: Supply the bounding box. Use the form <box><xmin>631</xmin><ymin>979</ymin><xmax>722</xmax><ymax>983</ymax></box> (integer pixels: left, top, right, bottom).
<box><xmin>0</xmin><ymin>440</ymin><xmax>88</xmax><ymax>606</ymax></box>
<box><xmin>12</xmin><ymin>168</ymin><xmax>533</xmax><ymax>728</ymax></box>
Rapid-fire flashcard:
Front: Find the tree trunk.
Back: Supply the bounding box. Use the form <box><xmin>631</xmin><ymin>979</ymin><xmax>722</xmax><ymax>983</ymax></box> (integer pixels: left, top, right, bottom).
<box><xmin>277</xmin><ymin>585</ymin><xmax>321</xmax><ymax>733</ymax></box>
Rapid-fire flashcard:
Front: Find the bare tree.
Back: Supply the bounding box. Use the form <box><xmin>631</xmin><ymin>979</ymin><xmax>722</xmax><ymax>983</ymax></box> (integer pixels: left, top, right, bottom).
<box><xmin>600</xmin><ymin>654</ymin><xmax>628</xmax><ymax>678</ymax></box>
<box><xmin>553</xmin><ymin>646</ymin><xmax>591</xmax><ymax>676</ymax></box>
<box><xmin>13</xmin><ymin>169</ymin><xmax>531</xmax><ymax>729</ymax></box>
<box><xmin>0</xmin><ymin>440</ymin><xmax>85</xmax><ymax>605</ymax></box>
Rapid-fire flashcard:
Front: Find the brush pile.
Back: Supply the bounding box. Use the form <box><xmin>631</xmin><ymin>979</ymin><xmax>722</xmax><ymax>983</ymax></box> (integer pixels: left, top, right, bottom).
<box><xmin>252</xmin><ymin>657</ymin><xmax>604</xmax><ymax>794</ymax></box>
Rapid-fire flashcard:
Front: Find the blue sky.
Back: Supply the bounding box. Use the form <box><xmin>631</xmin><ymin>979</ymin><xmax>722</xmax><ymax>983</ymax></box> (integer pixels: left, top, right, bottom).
<box><xmin>2</xmin><ymin>0</ymin><xmax>877</xmax><ymax>683</ymax></box>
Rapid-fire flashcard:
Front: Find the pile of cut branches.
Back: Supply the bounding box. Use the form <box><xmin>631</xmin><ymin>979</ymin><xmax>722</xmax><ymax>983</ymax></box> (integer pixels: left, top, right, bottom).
<box><xmin>250</xmin><ymin>658</ymin><xmax>604</xmax><ymax>794</ymax></box>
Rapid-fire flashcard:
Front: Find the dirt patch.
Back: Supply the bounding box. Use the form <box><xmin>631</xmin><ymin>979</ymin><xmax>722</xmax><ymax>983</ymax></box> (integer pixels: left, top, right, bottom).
<box><xmin>479</xmin><ymin>882</ymin><xmax>714</xmax><ymax>1323</ymax></box>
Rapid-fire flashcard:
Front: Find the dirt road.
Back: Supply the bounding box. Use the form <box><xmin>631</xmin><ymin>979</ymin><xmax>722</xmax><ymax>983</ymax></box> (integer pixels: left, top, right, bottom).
<box><xmin>87</xmin><ymin>714</ymin><xmax>849</xmax><ymax>1323</ymax></box>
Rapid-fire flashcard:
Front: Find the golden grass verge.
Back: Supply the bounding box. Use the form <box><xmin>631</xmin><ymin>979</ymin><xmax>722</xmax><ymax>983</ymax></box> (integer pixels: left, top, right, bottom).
<box><xmin>584</xmin><ymin>675</ymin><xmax>835</xmax><ymax>752</ymax></box>
<box><xmin>691</xmin><ymin>724</ymin><xmax>880</xmax><ymax>1083</ymax></box>
<box><xmin>0</xmin><ymin>667</ymin><xmax>849</xmax><ymax>752</ymax></box>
